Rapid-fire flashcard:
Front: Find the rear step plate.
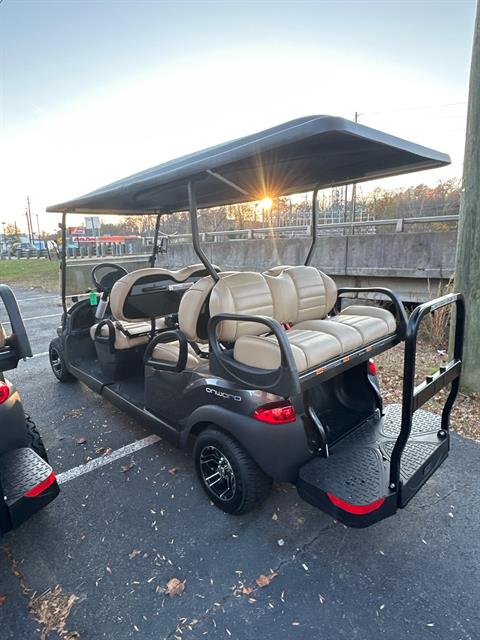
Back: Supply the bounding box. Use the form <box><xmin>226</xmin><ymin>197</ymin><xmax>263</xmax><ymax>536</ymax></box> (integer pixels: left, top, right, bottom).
<box><xmin>0</xmin><ymin>447</ymin><xmax>59</xmax><ymax>531</ymax></box>
<box><xmin>297</xmin><ymin>404</ymin><xmax>448</xmax><ymax>528</ymax></box>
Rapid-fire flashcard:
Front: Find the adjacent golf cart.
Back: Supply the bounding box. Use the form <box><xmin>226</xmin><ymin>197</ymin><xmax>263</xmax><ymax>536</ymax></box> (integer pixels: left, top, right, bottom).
<box><xmin>47</xmin><ymin>115</ymin><xmax>464</xmax><ymax>527</ymax></box>
<box><xmin>0</xmin><ymin>285</ymin><xmax>59</xmax><ymax>534</ymax></box>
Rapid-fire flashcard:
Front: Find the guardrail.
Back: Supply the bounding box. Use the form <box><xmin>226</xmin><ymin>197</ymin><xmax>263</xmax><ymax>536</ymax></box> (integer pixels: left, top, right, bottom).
<box><xmin>0</xmin><ymin>214</ymin><xmax>459</xmax><ymax>260</ymax></box>
<box><xmin>166</xmin><ymin>214</ymin><xmax>459</xmax><ymax>243</ymax></box>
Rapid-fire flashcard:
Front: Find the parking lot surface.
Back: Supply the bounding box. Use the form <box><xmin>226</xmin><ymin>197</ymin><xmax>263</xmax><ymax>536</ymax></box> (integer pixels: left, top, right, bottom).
<box><xmin>0</xmin><ymin>286</ymin><xmax>479</xmax><ymax>640</ymax></box>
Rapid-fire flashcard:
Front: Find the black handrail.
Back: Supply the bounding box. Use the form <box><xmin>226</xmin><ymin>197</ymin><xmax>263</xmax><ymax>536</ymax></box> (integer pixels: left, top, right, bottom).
<box><xmin>336</xmin><ymin>286</ymin><xmax>409</xmax><ymax>339</ymax></box>
<box><xmin>208</xmin><ymin>313</ymin><xmax>300</xmax><ymax>396</ymax></box>
<box><xmin>389</xmin><ymin>292</ymin><xmax>465</xmax><ymax>489</ymax></box>
<box><xmin>0</xmin><ymin>284</ymin><xmax>32</xmax><ymax>364</ymax></box>
<box><xmin>144</xmin><ymin>330</ymin><xmax>188</xmax><ymax>372</ymax></box>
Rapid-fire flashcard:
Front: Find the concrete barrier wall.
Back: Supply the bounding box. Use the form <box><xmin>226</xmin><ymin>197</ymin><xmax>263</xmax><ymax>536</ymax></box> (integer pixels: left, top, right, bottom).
<box><xmin>66</xmin><ymin>231</ymin><xmax>456</xmax><ymax>301</ymax></box>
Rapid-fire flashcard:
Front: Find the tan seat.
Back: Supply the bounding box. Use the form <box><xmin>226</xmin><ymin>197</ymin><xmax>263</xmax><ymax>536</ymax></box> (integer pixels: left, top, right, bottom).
<box><xmin>209</xmin><ymin>272</ymin><xmax>344</xmax><ymax>372</ymax></box>
<box><xmin>91</xmin><ymin>264</ymin><xmax>216</xmax><ymax>350</ymax></box>
<box><xmin>90</xmin><ymin>318</ymin><xmax>167</xmax><ymax>349</ymax></box>
<box><xmin>151</xmin><ymin>273</ymin><xmax>234</xmax><ymax>369</ymax></box>
<box><xmin>266</xmin><ymin>266</ymin><xmax>396</xmax><ymax>348</ymax></box>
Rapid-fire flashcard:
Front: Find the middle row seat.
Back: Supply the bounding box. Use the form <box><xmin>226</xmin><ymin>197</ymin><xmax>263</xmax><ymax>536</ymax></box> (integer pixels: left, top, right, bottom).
<box><xmin>150</xmin><ymin>267</ymin><xmax>397</xmax><ymax>373</ymax></box>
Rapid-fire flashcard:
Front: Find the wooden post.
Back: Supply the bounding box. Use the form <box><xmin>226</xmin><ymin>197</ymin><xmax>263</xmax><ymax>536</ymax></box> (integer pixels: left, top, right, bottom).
<box><xmin>454</xmin><ymin>1</ymin><xmax>480</xmax><ymax>391</ymax></box>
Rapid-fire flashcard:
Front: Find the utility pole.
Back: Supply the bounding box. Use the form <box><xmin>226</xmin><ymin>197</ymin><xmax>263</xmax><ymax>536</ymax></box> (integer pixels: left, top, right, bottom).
<box><xmin>26</xmin><ymin>196</ymin><xmax>35</xmax><ymax>246</ymax></box>
<box><xmin>453</xmin><ymin>1</ymin><xmax>480</xmax><ymax>391</ymax></box>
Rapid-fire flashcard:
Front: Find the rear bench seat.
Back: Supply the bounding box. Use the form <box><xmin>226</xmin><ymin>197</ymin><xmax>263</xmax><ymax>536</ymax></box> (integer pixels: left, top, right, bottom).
<box><xmin>209</xmin><ymin>268</ymin><xmax>397</xmax><ymax>373</ymax></box>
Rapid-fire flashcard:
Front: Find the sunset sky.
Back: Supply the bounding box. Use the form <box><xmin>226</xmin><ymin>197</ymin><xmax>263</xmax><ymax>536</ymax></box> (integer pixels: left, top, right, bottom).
<box><xmin>0</xmin><ymin>0</ymin><xmax>476</xmax><ymax>232</ymax></box>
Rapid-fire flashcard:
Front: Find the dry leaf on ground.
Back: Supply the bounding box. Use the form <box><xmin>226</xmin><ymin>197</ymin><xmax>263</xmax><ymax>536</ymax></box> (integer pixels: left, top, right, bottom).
<box><xmin>168</xmin><ymin>467</ymin><xmax>178</xmax><ymax>476</ymax></box>
<box><xmin>74</xmin><ymin>437</ymin><xmax>86</xmax><ymax>445</ymax></box>
<box><xmin>95</xmin><ymin>446</ymin><xmax>113</xmax><ymax>456</ymax></box>
<box><xmin>255</xmin><ymin>572</ymin><xmax>277</xmax><ymax>588</ymax></box>
<box><xmin>128</xmin><ymin>549</ymin><xmax>141</xmax><ymax>560</ymax></box>
<box><xmin>165</xmin><ymin>578</ymin><xmax>185</xmax><ymax>597</ymax></box>
<box><xmin>121</xmin><ymin>461</ymin><xmax>135</xmax><ymax>473</ymax></box>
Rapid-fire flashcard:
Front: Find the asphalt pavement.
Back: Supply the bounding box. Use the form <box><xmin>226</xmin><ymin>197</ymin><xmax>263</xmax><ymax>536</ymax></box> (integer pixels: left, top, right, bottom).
<box><xmin>0</xmin><ymin>285</ymin><xmax>479</xmax><ymax>640</ymax></box>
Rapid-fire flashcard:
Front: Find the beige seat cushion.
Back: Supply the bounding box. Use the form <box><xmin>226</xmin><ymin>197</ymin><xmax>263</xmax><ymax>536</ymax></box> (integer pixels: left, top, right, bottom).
<box><xmin>331</xmin><ymin>305</ymin><xmax>396</xmax><ymax>343</ymax></box>
<box><xmin>294</xmin><ymin>319</ymin><xmax>364</xmax><ymax>352</ymax></box>
<box><xmin>152</xmin><ymin>342</ymin><xmax>208</xmax><ymax>370</ymax></box>
<box><xmin>90</xmin><ymin>318</ymin><xmax>166</xmax><ymax>350</ymax></box>
<box><xmin>234</xmin><ymin>329</ymin><xmax>342</xmax><ymax>372</ymax></box>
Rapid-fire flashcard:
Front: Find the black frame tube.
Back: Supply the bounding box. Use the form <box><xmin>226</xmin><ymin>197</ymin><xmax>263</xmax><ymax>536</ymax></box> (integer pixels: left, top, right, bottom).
<box><xmin>61</xmin><ymin>211</ymin><xmax>67</xmax><ymax>323</ymax></box>
<box><xmin>188</xmin><ymin>180</ymin><xmax>219</xmax><ymax>281</ymax></box>
<box><xmin>389</xmin><ymin>292</ymin><xmax>465</xmax><ymax>489</ymax></box>
<box><xmin>304</xmin><ymin>185</ymin><xmax>319</xmax><ymax>266</ymax></box>
<box><xmin>149</xmin><ymin>211</ymin><xmax>161</xmax><ymax>268</ymax></box>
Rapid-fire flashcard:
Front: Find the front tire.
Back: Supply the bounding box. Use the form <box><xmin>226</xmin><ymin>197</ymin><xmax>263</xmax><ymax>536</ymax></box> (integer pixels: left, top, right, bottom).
<box><xmin>26</xmin><ymin>415</ymin><xmax>48</xmax><ymax>463</ymax></box>
<box><xmin>49</xmin><ymin>338</ymin><xmax>75</xmax><ymax>382</ymax></box>
<box><xmin>194</xmin><ymin>428</ymin><xmax>272</xmax><ymax>515</ymax></box>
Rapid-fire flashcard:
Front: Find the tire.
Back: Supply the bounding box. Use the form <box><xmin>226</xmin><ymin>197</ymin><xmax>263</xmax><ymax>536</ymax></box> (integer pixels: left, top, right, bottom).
<box><xmin>25</xmin><ymin>415</ymin><xmax>48</xmax><ymax>463</ymax></box>
<box><xmin>194</xmin><ymin>428</ymin><xmax>272</xmax><ymax>515</ymax></box>
<box><xmin>49</xmin><ymin>338</ymin><xmax>75</xmax><ymax>382</ymax></box>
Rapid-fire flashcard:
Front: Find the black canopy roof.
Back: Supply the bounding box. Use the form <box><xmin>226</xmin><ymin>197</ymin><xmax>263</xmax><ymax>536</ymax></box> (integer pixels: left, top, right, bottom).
<box><xmin>47</xmin><ymin>115</ymin><xmax>450</xmax><ymax>214</ymax></box>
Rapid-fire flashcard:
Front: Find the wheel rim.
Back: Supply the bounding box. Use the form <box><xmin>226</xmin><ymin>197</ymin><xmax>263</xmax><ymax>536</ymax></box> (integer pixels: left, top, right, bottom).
<box><xmin>199</xmin><ymin>445</ymin><xmax>237</xmax><ymax>502</ymax></box>
<box><xmin>50</xmin><ymin>348</ymin><xmax>63</xmax><ymax>376</ymax></box>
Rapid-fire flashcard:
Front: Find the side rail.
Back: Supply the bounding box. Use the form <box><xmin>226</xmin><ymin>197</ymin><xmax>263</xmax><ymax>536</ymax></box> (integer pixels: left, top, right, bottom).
<box><xmin>144</xmin><ymin>330</ymin><xmax>188</xmax><ymax>373</ymax></box>
<box><xmin>0</xmin><ymin>284</ymin><xmax>32</xmax><ymax>372</ymax></box>
<box><xmin>208</xmin><ymin>313</ymin><xmax>301</xmax><ymax>397</ymax></box>
<box><xmin>389</xmin><ymin>292</ymin><xmax>465</xmax><ymax>489</ymax></box>
<box><xmin>336</xmin><ymin>287</ymin><xmax>409</xmax><ymax>340</ymax></box>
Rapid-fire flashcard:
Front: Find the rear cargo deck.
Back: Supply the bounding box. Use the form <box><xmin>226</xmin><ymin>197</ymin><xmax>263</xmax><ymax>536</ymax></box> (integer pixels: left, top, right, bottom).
<box><xmin>297</xmin><ymin>404</ymin><xmax>448</xmax><ymax>527</ymax></box>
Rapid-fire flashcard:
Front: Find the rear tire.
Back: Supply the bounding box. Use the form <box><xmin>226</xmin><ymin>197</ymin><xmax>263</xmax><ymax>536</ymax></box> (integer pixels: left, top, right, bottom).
<box><xmin>49</xmin><ymin>338</ymin><xmax>75</xmax><ymax>382</ymax></box>
<box><xmin>26</xmin><ymin>415</ymin><xmax>48</xmax><ymax>463</ymax></box>
<box><xmin>194</xmin><ymin>428</ymin><xmax>272</xmax><ymax>515</ymax></box>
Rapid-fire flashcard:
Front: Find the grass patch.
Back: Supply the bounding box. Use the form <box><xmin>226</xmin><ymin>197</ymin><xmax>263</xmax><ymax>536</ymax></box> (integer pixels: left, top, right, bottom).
<box><xmin>0</xmin><ymin>259</ymin><xmax>60</xmax><ymax>291</ymax></box>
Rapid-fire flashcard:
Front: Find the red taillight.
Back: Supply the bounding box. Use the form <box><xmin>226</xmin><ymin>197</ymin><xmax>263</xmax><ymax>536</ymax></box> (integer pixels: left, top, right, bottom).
<box><xmin>368</xmin><ymin>358</ymin><xmax>377</xmax><ymax>376</ymax></box>
<box><xmin>0</xmin><ymin>381</ymin><xmax>9</xmax><ymax>405</ymax></box>
<box><xmin>252</xmin><ymin>400</ymin><xmax>296</xmax><ymax>424</ymax></box>
<box><xmin>327</xmin><ymin>492</ymin><xmax>385</xmax><ymax>515</ymax></box>
<box><xmin>24</xmin><ymin>472</ymin><xmax>57</xmax><ymax>497</ymax></box>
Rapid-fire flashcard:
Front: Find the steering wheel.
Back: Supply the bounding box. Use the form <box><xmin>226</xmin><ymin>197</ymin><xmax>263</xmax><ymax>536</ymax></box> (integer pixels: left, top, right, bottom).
<box><xmin>91</xmin><ymin>263</ymin><xmax>128</xmax><ymax>294</ymax></box>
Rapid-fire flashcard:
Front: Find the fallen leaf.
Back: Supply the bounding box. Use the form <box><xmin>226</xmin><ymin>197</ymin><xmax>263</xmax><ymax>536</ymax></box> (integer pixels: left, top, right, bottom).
<box><xmin>168</xmin><ymin>467</ymin><xmax>178</xmax><ymax>476</ymax></box>
<box><xmin>128</xmin><ymin>549</ymin><xmax>141</xmax><ymax>560</ymax></box>
<box><xmin>241</xmin><ymin>586</ymin><xmax>253</xmax><ymax>595</ymax></box>
<box><xmin>255</xmin><ymin>572</ymin><xmax>277</xmax><ymax>588</ymax></box>
<box><xmin>165</xmin><ymin>578</ymin><xmax>185</xmax><ymax>597</ymax></box>
<box><xmin>95</xmin><ymin>446</ymin><xmax>113</xmax><ymax>456</ymax></box>
<box><xmin>74</xmin><ymin>437</ymin><xmax>86</xmax><ymax>445</ymax></box>
<box><xmin>121</xmin><ymin>461</ymin><xmax>136</xmax><ymax>473</ymax></box>
<box><xmin>0</xmin><ymin>594</ymin><xmax>6</xmax><ymax>606</ymax></box>
<box><xmin>271</xmin><ymin>513</ymin><xmax>278</xmax><ymax>521</ymax></box>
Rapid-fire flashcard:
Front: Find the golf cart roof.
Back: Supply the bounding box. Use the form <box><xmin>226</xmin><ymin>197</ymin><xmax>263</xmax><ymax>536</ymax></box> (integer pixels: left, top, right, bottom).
<box><xmin>46</xmin><ymin>115</ymin><xmax>450</xmax><ymax>215</ymax></box>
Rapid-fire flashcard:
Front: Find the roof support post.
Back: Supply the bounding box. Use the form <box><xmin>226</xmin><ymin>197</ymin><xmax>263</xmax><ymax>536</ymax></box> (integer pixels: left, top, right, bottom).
<box><xmin>304</xmin><ymin>185</ymin><xmax>320</xmax><ymax>266</ymax></box>
<box><xmin>149</xmin><ymin>211</ymin><xmax>161</xmax><ymax>267</ymax></box>
<box><xmin>187</xmin><ymin>180</ymin><xmax>219</xmax><ymax>281</ymax></box>
<box><xmin>61</xmin><ymin>211</ymin><xmax>68</xmax><ymax>323</ymax></box>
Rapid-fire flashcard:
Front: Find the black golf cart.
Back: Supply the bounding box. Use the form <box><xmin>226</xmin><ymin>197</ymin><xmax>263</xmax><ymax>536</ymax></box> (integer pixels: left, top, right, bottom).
<box><xmin>47</xmin><ymin>115</ymin><xmax>464</xmax><ymax>527</ymax></box>
<box><xmin>0</xmin><ymin>285</ymin><xmax>59</xmax><ymax>534</ymax></box>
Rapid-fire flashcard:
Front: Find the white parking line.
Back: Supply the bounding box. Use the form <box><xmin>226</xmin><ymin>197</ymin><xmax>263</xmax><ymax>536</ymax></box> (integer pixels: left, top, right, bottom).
<box><xmin>2</xmin><ymin>312</ymin><xmax>61</xmax><ymax>326</ymax></box>
<box><xmin>32</xmin><ymin>351</ymin><xmax>49</xmax><ymax>358</ymax></box>
<box><xmin>56</xmin><ymin>435</ymin><xmax>161</xmax><ymax>484</ymax></box>
<box><xmin>16</xmin><ymin>294</ymin><xmax>59</xmax><ymax>303</ymax></box>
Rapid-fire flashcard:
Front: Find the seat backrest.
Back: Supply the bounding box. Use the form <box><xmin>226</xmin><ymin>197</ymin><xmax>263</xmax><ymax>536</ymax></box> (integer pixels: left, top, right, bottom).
<box><xmin>267</xmin><ymin>266</ymin><xmax>337</xmax><ymax>323</ymax></box>
<box><xmin>209</xmin><ymin>272</ymin><xmax>278</xmax><ymax>342</ymax></box>
<box><xmin>178</xmin><ymin>272</ymin><xmax>235</xmax><ymax>342</ymax></box>
<box><xmin>110</xmin><ymin>266</ymin><xmax>211</xmax><ymax>323</ymax></box>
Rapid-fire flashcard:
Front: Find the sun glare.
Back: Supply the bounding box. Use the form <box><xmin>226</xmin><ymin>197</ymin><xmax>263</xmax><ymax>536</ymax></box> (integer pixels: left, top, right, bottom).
<box><xmin>259</xmin><ymin>196</ymin><xmax>273</xmax><ymax>210</ymax></box>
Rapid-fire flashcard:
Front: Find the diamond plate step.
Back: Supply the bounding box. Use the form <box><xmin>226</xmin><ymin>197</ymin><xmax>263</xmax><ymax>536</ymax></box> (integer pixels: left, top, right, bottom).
<box><xmin>297</xmin><ymin>404</ymin><xmax>448</xmax><ymax>527</ymax></box>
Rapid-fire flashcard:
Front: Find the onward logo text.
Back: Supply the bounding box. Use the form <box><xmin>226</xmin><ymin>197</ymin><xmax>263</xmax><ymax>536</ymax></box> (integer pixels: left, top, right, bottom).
<box><xmin>206</xmin><ymin>387</ymin><xmax>242</xmax><ymax>402</ymax></box>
